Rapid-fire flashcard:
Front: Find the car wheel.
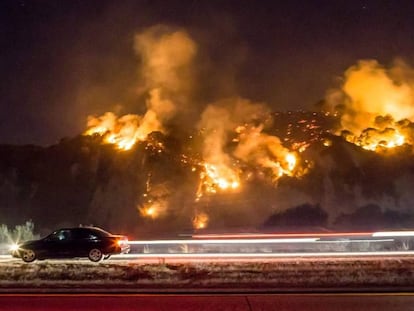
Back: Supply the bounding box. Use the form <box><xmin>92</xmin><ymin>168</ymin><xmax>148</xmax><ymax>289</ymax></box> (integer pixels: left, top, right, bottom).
<box><xmin>103</xmin><ymin>254</ymin><xmax>111</xmax><ymax>260</ymax></box>
<box><xmin>22</xmin><ymin>249</ymin><xmax>36</xmax><ymax>263</ymax></box>
<box><xmin>88</xmin><ymin>248</ymin><xmax>103</xmax><ymax>262</ymax></box>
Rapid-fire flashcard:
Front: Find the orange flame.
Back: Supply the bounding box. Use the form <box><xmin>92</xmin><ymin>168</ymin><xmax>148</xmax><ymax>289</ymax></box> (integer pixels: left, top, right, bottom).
<box><xmin>85</xmin><ymin>112</ymin><xmax>148</xmax><ymax>150</ymax></box>
<box><xmin>325</xmin><ymin>60</ymin><xmax>413</xmax><ymax>152</ymax></box>
<box><xmin>196</xmin><ymin>163</ymin><xmax>240</xmax><ymax>200</ymax></box>
<box><xmin>139</xmin><ymin>201</ymin><xmax>166</xmax><ymax>219</ymax></box>
<box><xmin>193</xmin><ymin>212</ymin><xmax>209</xmax><ymax>229</ymax></box>
<box><xmin>285</xmin><ymin>153</ymin><xmax>297</xmax><ymax>172</ymax></box>
<box><xmin>353</xmin><ymin>129</ymin><xmax>405</xmax><ymax>151</ymax></box>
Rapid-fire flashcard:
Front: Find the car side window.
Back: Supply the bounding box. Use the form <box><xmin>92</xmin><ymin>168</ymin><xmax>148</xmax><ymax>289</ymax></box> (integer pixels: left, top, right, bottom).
<box><xmin>73</xmin><ymin>229</ymin><xmax>99</xmax><ymax>240</ymax></box>
<box><xmin>56</xmin><ymin>230</ymin><xmax>71</xmax><ymax>241</ymax></box>
<box><xmin>88</xmin><ymin>233</ymin><xmax>98</xmax><ymax>240</ymax></box>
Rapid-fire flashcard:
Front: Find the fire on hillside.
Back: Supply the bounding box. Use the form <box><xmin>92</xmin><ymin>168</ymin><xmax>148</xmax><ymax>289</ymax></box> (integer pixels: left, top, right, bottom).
<box><xmin>83</xmin><ymin>28</ymin><xmax>414</xmax><ymax>230</ymax></box>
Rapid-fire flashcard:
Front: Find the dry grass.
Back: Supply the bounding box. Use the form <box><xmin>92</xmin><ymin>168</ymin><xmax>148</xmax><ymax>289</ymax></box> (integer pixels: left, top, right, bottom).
<box><xmin>0</xmin><ymin>257</ymin><xmax>413</xmax><ymax>290</ymax></box>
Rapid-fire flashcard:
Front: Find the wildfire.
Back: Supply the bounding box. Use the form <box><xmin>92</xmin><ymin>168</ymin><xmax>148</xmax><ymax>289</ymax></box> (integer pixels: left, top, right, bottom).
<box><xmin>196</xmin><ymin>163</ymin><xmax>240</xmax><ymax>200</ymax></box>
<box><xmin>81</xmin><ymin>26</ymin><xmax>319</xmax><ymax>230</ymax></box>
<box><xmin>139</xmin><ymin>201</ymin><xmax>164</xmax><ymax>219</ymax></box>
<box><xmin>351</xmin><ymin>128</ymin><xmax>406</xmax><ymax>151</ymax></box>
<box><xmin>325</xmin><ymin>60</ymin><xmax>414</xmax><ymax>152</ymax></box>
<box><xmin>233</xmin><ymin>124</ymin><xmax>301</xmax><ymax>181</ymax></box>
<box><xmin>85</xmin><ymin>112</ymin><xmax>156</xmax><ymax>151</ymax></box>
<box><xmin>193</xmin><ymin>212</ymin><xmax>209</xmax><ymax>229</ymax></box>
<box><xmin>285</xmin><ymin>153</ymin><xmax>297</xmax><ymax>172</ymax></box>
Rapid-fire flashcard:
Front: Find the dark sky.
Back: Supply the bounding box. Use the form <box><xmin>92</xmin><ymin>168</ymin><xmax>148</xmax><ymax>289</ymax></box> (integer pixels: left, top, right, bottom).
<box><xmin>2</xmin><ymin>0</ymin><xmax>414</xmax><ymax>145</ymax></box>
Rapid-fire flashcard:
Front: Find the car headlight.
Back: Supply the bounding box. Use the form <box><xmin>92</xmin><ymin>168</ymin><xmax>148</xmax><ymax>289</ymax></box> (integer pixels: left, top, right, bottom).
<box><xmin>9</xmin><ymin>243</ymin><xmax>20</xmax><ymax>252</ymax></box>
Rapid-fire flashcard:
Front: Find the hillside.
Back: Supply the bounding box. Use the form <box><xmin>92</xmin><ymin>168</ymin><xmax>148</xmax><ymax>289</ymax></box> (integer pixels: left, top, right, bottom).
<box><xmin>1</xmin><ymin>112</ymin><xmax>414</xmax><ymax>237</ymax></box>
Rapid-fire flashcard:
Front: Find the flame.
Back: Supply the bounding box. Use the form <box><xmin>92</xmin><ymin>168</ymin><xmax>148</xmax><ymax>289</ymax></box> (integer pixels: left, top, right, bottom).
<box><xmin>85</xmin><ymin>112</ymin><xmax>157</xmax><ymax>151</ymax></box>
<box><xmin>81</xmin><ymin>26</ymin><xmax>318</xmax><ymax>230</ymax></box>
<box><xmin>193</xmin><ymin>212</ymin><xmax>209</xmax><ymax>229</ymax></box>
<box><xmin>140</xmin><ymin>205</ymin><xmax>157</xmax><ymax>218</ymax></box>
<box><xmin>203</xmin><ymin>163</ymin><xmax>240</xmax><ymax>190</ymax></box>
<box><xmin>323</xmin><ymin>139</ymin><xmax>332</xmax><ymax>147</ymax></box>
<box><xmin>354</xmin><ymin>129</ymin><xmax>405</xmax><ymax>151</ymax></box>
<box><xmin>325</xmin><ymin>60</ymin><xmax>414</xmax><ymax>152</ymax></box>
<box><xmin>285</xmin><ymin>153</ymin><xmax>297</xmax><ymax>172</ymax></box>
<box><xmin>196</xmin><ymin>163</ymin><xmax>240</xmax><ymax>199</ymax></box>
<box><xmin>234</xmin><ymin>125</ymin><xmax>300</xmax><ymax>180</ymax></box>
<box><xmin>139</xmin><ymin>201</ymin><xmax>165</xmax><ymax>219</ymax></box>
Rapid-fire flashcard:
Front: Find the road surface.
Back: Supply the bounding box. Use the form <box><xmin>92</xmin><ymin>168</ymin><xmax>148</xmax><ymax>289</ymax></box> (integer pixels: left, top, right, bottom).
<box><xmin>0</xmin><ymin>293</ymin><xmax>413</xmax><ymax>311</ymax></box>
<box><xmin>1</xmin><ymin>250</ymin><xmax>414</xmax><ymax>264</ymax></box>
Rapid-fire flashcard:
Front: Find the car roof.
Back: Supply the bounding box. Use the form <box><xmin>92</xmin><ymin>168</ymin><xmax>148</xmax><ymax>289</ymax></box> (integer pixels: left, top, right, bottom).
<box><xmin>55</xmin><ymin>227</ymin><xmax>112</xmax><ymax>235</ymax></box>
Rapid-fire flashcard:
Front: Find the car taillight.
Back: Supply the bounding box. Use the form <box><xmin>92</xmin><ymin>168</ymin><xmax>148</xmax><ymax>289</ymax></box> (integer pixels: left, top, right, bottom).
<box><xmin>117</xmin><ymin>237</ymin><xmax>128</xmax><ymax>246</ymax></box>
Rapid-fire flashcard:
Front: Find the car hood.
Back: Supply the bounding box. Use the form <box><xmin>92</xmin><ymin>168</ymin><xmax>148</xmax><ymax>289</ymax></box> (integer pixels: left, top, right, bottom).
<box><xmin>19</xmin><ymin>239</ymin><xmax>42</xmax><ymax>248</ymax></box>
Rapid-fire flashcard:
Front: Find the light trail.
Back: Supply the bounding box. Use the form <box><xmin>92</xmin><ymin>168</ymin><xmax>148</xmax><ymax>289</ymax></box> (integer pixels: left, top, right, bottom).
<box><xmin>192</xmin><ymin>232</ymin><xmax>374</xmax><ymax>239</ymax></box>
<box><xmin>314</xmin><ymin>239</ymin><xmax>394</xmax><ymax>243</ymax></box>
<box><xmin>373</xmin><ymin>231</ymin><xmax>414</xmax><ymax>237</ymax></box>
<box><xmin>1</xmin><ymin>250</ymin><xmax>414</xmax><ymax>262</ymax></box>
<box><xmin>126</xmin><ymin>237</ymin><xmax>393</xmax><ymax>246</ymax></box>
<box><xmin>1</xmin><ymin>231</ymin><xmax>411</xmax><ymax>263</ymax></box>
<box><xmin>127</xmin><ymin>238</ymin><xmax>319</xmax><ymax>245</ymax></box>
<box><xmin>110</xmin><ymin>251</ymin><xmax>414</xmax><ymax>259</ymax></box>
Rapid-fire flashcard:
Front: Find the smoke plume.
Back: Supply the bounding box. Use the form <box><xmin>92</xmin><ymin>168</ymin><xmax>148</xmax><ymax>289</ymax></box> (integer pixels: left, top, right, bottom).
<box><xmin>325</xmin><ymin>60</ymin><xmax>414</xmax><ymax>132</ymax></box>
<box><xmin>85</xmin><ymin>26</ymin><xmax>197</xmax><ymax>149</ymax></box>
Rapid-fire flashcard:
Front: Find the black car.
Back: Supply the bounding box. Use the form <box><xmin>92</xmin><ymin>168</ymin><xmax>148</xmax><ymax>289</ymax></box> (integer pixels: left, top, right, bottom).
<box><xmin>11</xmin><ymin>227</ymin><xmax>130</xmax><ymax>262</ymax></box>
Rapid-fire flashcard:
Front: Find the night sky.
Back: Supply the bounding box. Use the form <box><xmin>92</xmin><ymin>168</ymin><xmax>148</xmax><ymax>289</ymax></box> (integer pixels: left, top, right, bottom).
<box><xmin>2</xmin><ymin>0</ymin><xmax>414</xmax><ymax>145</ymax></box>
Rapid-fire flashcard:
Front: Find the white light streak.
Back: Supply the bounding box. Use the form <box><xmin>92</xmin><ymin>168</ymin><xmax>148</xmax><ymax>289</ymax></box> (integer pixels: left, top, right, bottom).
<box><xmin>373</xmin><ymin>231</ymin><xmax>414</xmax><ymax>237</ymax></box>
<box><xmin>315</xmin><ymin>239</ymin><xmax>393</xmax><ymax>243</ymax></box>
<box><xmin>111</xmin><ymin>251</ymin><xmax>414</xmax><ymax>259</ymax></box>
<box><xmin>127</xmin><ymin>238</ymin><xmax>319</xmax><ymax>245</ymax></box>
<box><xmin>192</xmin><ymin>233</ymin><xmax>372</xmax><ymax>239</ymax></box>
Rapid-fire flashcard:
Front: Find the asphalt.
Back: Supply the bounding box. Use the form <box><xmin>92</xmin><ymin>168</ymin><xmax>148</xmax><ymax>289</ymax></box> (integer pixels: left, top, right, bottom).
<box><xmin>0</xmin><ymin>293</ymin><xmax>413</xmax><ymax>311</ymax></box>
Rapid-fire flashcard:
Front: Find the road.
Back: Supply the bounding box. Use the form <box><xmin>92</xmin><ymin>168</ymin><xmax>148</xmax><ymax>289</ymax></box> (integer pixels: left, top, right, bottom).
<box><xmin>0</xmin><ymin>293</ymin><xmax>413</xmax><ymax>311</ymax></box>
<box><xmin>2</xmin><ymin>251</ymin><xmax>414</xmax><ymax>264</ymax></box>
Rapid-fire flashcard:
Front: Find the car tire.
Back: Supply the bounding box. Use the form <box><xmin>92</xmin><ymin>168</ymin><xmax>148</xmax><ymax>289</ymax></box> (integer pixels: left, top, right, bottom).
<box><xmin>21</xmin><ymin>249</ymin><xmax>36</xmax><ymax>263</ymax></box>
<box><xmin>88</xmin><ymin>248</ymin><xmax>103</xmax><ymax>262</ymax></box>
<box><xmin>103</xmin><ymin>254</ymin><xmax>111</xmax><ymax>260</ymax></box>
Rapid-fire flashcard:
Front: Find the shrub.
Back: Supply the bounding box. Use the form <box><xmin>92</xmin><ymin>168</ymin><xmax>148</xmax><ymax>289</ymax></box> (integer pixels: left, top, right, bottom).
<box><xmin>0</xmin><ymin>220</ymin><xmax>39</xmax><ymax>244</ymax></box>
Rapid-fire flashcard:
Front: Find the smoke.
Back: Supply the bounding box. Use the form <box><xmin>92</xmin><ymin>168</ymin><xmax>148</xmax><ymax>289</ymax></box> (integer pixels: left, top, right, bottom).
<box><xmin>85</xmin><ymin>26</ymin><xmax>197</xmax><ymax>149</ymax></box>
<box><xmin>134</xmin><ymin>25</ymin><xmax>197</xmax><ymax>97</ymax></box>
<box><xmin>197</xmin><ymin>98</ymin><xmax>270</xmax><ymax>187</ymax></box>
<box><xmin>325</xmin><ymin>59</ymin><xmax>414</xmax><ymax>135</ymax></box>
<box><xmin>83</xmin><ymin>26</ymin><xmax>414</xmax><ymax>231</ymax></box>
<box><xmin>198</xmin><ymin>97</ymin><xmax>269</xmax><ymax>157</ymax></box>
<box><xmin>197</xmin><ymin>97</ymin><xmax>299</xmax><ymax>185</ymax></box>
<box><xmin>234</xmin><ymin>125</ymin><xmax>296</xmax><ymax>180</ymax></box>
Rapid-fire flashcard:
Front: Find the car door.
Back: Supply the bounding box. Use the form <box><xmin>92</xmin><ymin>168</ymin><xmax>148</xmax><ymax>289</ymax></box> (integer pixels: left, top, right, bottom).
<box><xmin>41</xmin><ymin>230</ymin><xmax>69</xmax><ymax>258</ymax></box>
<box><xmin>71</xmin><ymin>229</ymin><xmax>92</xmax><ymax>257</ymax></box>
<box><xmin>52</xmin><ymin>229</ymin><xmax>74</xmax><ymax>258</ymax></box>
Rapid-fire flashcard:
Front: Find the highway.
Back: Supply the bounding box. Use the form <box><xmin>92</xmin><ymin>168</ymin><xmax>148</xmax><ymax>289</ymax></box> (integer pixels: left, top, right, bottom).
<box><xmin>3</xmin><ymin>229</ymin><xmax>414</xmax><ymax>263</ymax></box>
<box><xmin>1</xmin><ymin>233</ymin><xmax>413</xmax><ymax>311</ymax></box>
<box><xmin>1</xmin><ymin>251</ymin><xmax>414</xmax><ymax>264</ymax></box>
<box><xmin>0</xmin><ymin>293</ymin><xmax>413</xmax><ymax>311</ymax></box>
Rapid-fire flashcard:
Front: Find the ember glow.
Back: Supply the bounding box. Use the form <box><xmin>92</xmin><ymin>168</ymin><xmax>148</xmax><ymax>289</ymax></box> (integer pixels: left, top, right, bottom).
<box><xmin>192</xmin><ymin>212</ymin><xmax>209</xmax><ymax>229</ymax></box>
<box><xmin>139</xmin><ymin>203</ymin><xmax>159</xmax><ymax>219</ymax></box>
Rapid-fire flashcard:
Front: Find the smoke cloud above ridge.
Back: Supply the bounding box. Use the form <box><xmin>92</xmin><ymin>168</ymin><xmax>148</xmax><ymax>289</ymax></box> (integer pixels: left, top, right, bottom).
<box><xmin>325</xmin><ymin>59</ymin><xmax>414</xmax><ymax>134</ymax></box>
